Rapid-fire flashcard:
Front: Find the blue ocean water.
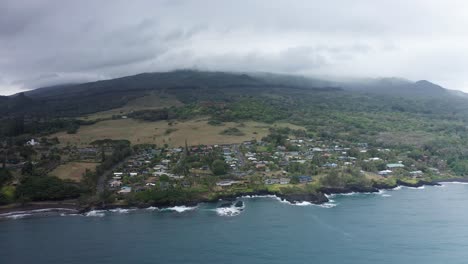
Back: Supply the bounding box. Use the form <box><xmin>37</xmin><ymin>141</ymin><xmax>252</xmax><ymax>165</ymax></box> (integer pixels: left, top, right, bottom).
<box><xmin>2</xmin><ymin>183</ymin><xmax>468</xmax><ymax>264</ymax></box>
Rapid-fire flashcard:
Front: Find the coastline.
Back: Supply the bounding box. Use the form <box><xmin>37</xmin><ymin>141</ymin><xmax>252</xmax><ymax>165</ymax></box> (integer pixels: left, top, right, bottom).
<box><xmin>0</xmin><ymin>178</ymin><xmax>450</xmax><ymax>220</ymax></box>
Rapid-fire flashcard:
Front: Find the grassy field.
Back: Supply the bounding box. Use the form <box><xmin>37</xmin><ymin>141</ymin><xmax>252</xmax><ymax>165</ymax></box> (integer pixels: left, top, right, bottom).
<box><xmin>49</xmin><ymin>162</ymin><xmax>99</xmax><ymax>182</ymax></box>
<box><xmin>81</xmin><ymin>92</ymin><xmax>183</xmax><ymax>120</ymax></box>
<box><xmin>51</xmin><ymin>118</ymin><xmax>305</xmax><ymax>147</ymax></box>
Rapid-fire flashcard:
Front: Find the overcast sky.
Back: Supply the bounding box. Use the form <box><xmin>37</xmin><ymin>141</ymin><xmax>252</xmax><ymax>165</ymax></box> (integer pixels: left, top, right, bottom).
<box><xmin>1</xmin><ymin>0</ymin><xmax>468</xmax><ymax>95</ymax></box>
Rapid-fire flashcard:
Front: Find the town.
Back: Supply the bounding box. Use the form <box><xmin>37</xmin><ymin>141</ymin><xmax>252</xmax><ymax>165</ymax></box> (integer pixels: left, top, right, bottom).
<box><xmin>0</xmin><ymin>127</ymin><xmax>447</xmax><ymax>207</ymax></box>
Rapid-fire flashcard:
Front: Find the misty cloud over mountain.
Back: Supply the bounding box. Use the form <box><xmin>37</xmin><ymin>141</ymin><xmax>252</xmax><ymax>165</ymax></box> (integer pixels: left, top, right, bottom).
<box><xmin>1</xmin><ymin>0</ymin><xmax>468</xmax><ymax>94</ymax></box>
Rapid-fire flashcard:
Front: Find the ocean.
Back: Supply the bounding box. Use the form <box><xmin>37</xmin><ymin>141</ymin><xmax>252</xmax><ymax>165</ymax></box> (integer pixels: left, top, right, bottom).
<box><xmin>1</xmin><ymin>183</ymin><xmax>468</xmax><ymax>264</ymax></box>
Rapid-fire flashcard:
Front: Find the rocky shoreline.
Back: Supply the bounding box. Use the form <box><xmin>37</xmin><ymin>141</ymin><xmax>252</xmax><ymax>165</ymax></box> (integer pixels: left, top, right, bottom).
<box><xmin>0</xmin><ymin>179</ymin><xmax>450</xmax><ymax>219</ymax></box>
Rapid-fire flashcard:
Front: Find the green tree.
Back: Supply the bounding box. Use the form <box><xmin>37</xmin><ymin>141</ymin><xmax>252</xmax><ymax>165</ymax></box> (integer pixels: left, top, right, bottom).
<box><xmin>211</xmin><ymin>159</ymin><xmax>228</xmax><ymax>175</ymax></box>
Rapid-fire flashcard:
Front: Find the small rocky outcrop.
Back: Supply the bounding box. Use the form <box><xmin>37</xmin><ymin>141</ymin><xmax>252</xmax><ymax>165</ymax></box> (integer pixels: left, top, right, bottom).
<box><xmin>396</xmin><ymin>179</ymin><xmax>440</xmax><ymax>188</ymax></box>
<box><xmin>277</xmin><ymin>192</ymin><xmax>329</xmax><ymax>204</ymax></box>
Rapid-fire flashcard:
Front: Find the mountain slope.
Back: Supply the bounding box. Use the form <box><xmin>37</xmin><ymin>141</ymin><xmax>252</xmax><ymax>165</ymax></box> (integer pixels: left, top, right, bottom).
<box><xmin>1</xmin><ymin>70</ymin><xmax>466</xmax><ymax>120</ymax></box>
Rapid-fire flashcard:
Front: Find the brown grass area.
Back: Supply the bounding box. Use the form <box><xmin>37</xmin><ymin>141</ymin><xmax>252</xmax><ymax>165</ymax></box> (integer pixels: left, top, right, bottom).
<box><xmin>51</xmin><ymin>118</ymin><xmax>305</xmax><ymax>147</ymax></box>
<box><xmin>81</xmin><ymin>93</ymin><xmax>183</xmax><ymax>120</ymax></box>
<box><xmin>49</xmin><ymin>162</ymin><xmax>99</xmax><ymax>182</ymax></box>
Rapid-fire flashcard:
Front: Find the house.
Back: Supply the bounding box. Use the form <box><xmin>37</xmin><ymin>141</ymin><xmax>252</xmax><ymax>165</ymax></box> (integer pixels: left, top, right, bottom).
<box><xmin>387</xmin><ymin>163</ymin><xmax>405</xmax><ymax>169</ymax></box>
<box><xmin>109</xmin><ymin>180</ymin><xmax>122</xmax><ymax>188</ymax></box>
<box><xmin>378</xmin><ymin>170</ymin><xmax>393</xmax><ymax>176</ymax></box>
<box><xmin>323</xmin><ymin>163</ymin><xmax>338</xmax><ymax>168</ymax></box>
<box><xmin>409</xmin><ymin>170</ymin><xmax>424</xmax><ymax>178</ymax></box>
<box><xmin>264</xmin><ymin>178</ymin><xmax>280</xmax><ymax>185</ymax></box>
<box><xmin>280</xmin><ymin>178</ymin><xmax>290</xmax><ymax>184</ymax></box>
<box><xmin>129</xmin><ymin>172</ymin><xmax>138</xmax><ymax>177</ymax></box>
<box><xmin>26</xmin><ymin>139</ymin><xmax>40</xmax><ymax>146</ymax></box>
<box><xmin>298</xmin><ymin>176</ymin><xmax>312</xmax><ymax>183</ymax></box>
<box><xmin>256</xmin><ymin>163</ymin><xmax>266</xmax><ymax>170</ymax></box>
<box><xmin>223</xmin><ymin>148</ymin><xmax>232</xmax><ymax>156</ymax></box>
<box><xmin>161</xmin><ymin>159</ymin><xmax>171</xmax><ymax>165</ymax></box>
<box><xmin>118</xmin><ymin>186</ymin><xmax>132</xmax><ymax>194</ymax></box>
<box><xmin>168</xmin><ymin>175</ymin><xmax>184</xmax><ymax>179</ymax></box>
<box><xmin>216</xmin><ymin>180</ymin><xmax>238</xmax><ymax>187</ymax></box>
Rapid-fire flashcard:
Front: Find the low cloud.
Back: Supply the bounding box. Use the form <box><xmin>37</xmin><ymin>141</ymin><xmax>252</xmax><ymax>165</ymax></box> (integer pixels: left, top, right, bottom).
<box><xmin>1</xmin><ymin>0</ymin><xmax>468</xmax><ymax>95</ymax></box>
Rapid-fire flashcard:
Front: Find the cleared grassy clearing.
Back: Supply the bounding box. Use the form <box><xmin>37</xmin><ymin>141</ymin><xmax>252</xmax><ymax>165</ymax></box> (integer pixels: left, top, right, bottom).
<box><xmin>49</xmin><ymin>162</ymin><xmax>99</xmax><ymax>182</ymax></box>
<box><xmin>51</xmin><ymin>118</ymin><xmax>305</xmax><ymax>147</ymax></box>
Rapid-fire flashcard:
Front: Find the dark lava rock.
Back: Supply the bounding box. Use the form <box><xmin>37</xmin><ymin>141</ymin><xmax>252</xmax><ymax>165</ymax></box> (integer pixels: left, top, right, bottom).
<box><xmin>372</xmin><ymin>181</ymin><xmax>398</xmax><ymax>189</ymax></box>
<box><xmin>234</xmin><ymin>201</ymin><xmax>244</xmax><ymax>208</ymax></box>
<box><xmin>319</xmin><ymin>185</ymin><xmax>379</xmax><ymax>195</ymax></box>
<box><xmin>396</xmin><ymin>179</ymin><xmax>440</xmax><ymax>188</ymax></box>
<box><xmin>218</xmin><ymin>202</ymin><xmax>233</xmax><ymax>208</ymax></box>
<box><xmin>278</xmin><ymin>192</ymin><xmax>329</xmax><ymax>204</ymax></box>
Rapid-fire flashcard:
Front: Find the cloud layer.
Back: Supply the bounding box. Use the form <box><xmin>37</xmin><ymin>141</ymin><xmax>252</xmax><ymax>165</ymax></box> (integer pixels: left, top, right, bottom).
<box><xmin>1</xmin><ymin>0</ymin><xmax>468</xmax><ymax>95</ymax></box>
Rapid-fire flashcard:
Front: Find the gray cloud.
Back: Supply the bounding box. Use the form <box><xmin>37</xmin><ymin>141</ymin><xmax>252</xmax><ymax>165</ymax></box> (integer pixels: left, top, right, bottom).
<box><xmin>1</xmin><ymin>0</ymin><xmax>468</xmax><ymax>95</ymax></box>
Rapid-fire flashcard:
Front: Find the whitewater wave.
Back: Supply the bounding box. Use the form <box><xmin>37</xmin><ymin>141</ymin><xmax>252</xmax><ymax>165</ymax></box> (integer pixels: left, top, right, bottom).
<box><xmin>60</xmin><ymin>213</ymin><xmax>79</xmax><ymax>217</ymax></box>
<box><xmin>5</xmin><ymin>213</ymin><xmax>32</xmax><ymax>219</ymax></box>
<box><xmin>0</xmin><ymin>208</ymin><xmax>79</xmax><ymax>220</ymax></box>
<box><xmin>215</xmin><ymin>203</ymin><xmax>245</xmax><ymax>217</ymax></box>
<box><xmin>274</xmin><ymin>196</ymin><xmax>337</xmax><ymax>208</ymax></box>
<box><xmin>108</xmin><ymin>208</ymin><xmax>136</xmax><ymax>214</ymax></box>
<box><xmin>381</xmin><ymin>194</ymin><xmax>392</xmax><ymax>197</ymax></box>
<box><xmin>84</xmin><ymin>210</ymin><xmax>106</xmax><ymax>217</ymax></box>
<box><xmin>146</xmin><ymin>206</ymin><xmax>159</xmax><ymax>211</ymax></box>
<box><xmin>439</xmin><ymin>181</ymin><xmax>468</xmax><ymax>185</ymax></box>
<box><xmin>319</xmin><ymin>202</ymin><xmax>337</xmax><ymax>208</ymax></box>
<box><xmin>392</xmin><ymin>186</ymin><xmax>403</xmax><ymax>191</ymax></box>
<box><xmin>406</xmin><ymin>186</ymin><xmax>425</xmax><ymax>190</ymax></box>
<box><xmin>163</xmin><ymin>206</ymin><xmax>197</xmax><ymax>213</ymax></box>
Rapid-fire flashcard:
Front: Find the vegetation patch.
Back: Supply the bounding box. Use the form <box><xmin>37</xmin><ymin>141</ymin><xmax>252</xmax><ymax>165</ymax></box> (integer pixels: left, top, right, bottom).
<box><xmin>220</xmin><ymin>127</ymin><xmax>245</xmax><ymax>136</ymax></box>
<box><xmin>49</xmin><ymin>162</ymin><xmax>99</xmax><ymax>182</ymax></box>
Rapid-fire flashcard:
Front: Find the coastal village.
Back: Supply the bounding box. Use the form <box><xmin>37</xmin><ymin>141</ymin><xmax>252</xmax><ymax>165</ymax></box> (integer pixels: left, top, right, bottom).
<box><xmin>1</xmin><ymin>126</ymin><xmax>448</xmax><ymax>208</ymax></box>
<box><xmin>100</xmin><ymin>132</ymin><xmax>443</xmax><ymax>198</ymax></box>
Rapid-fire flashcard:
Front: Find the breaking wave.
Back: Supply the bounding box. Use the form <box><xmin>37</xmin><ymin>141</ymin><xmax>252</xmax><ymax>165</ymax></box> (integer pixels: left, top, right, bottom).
<box><xmin>163</xmin><ymin>206</ymin><xmax>197</xmax><ymax>213</ymax></box>
<box><xmin>274</xmin><ymin>196</ymin><xmax>337</xmax><ymax>208</ymax></box>
<box><xmin>0</xmin><ymin>208</ymin><xmax>79</xmax><ymax>220</ymax></box>
<box><xmin>406</xmin><ymin>186</ymin><xmax>425</xmax><ymax>190</ymax></box>
<box><xmin>108</xmin><ymin>208</ymin><xmax>136</xmax><ymax>214</ymax></box>
<box><xmin>439</xmin><ymin>181</ymin><xmax>468</xmax><ymax>185</ymax></box>
<box><xmin>84</xmin><ymin>210</ymin><xmax>106</xmax><ymax>217</ymax></box>
<box><xmin>4</xmin><ymin>213</ymin><xmax>32</xmax><ymax>219</ymax></box>
<box><xmin>215</xmin><ymin>203</ymin><xmax>245</xmax><ymax>217</ymax></box>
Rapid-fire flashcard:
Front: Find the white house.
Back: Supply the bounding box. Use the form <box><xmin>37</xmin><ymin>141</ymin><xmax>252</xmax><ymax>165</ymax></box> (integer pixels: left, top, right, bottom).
<box><xmin>26</xmin><ymin>139</ymin><xmax>40</xmax><ymax>146</ymax></box>
<box><xmin>378</xmin><ymin>170</ymin><xmax>393</xmax><ymax>176</ymax></box>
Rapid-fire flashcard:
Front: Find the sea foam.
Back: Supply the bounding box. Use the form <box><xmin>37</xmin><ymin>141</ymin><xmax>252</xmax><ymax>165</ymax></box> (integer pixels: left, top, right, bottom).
<box><xmin>84</xmin><ymin>210</ymin><xmax>106</xmax><ymax>217</ymax></box>
<box><xmin>215</xmin><ymin>203</ymin><xmax>245</xmax><ymax>217</ymax></box>
<box><xmin>163</xmin><ymin>206</ymin><xmax>197</xmax><ymax>213</ymax></box>
<box><xmin>108</xmin><ymin>208</ymin><xmax>136</xmax><ymax>214</ymax></box>
<box><xmin>439</xmin><ymin>181</ymin><xmax>468</xmax><ymax>185</ymax></box>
